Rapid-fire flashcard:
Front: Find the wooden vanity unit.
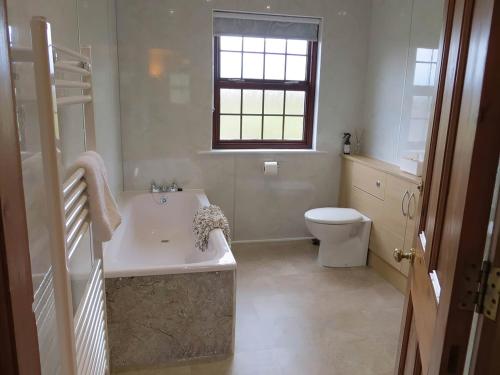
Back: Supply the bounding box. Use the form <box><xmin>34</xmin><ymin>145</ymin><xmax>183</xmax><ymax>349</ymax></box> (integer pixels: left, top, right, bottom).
<box><xmin>339</xmin><ymin>155</ymin><xmax>422</xmax><ymax>292</ymax></box>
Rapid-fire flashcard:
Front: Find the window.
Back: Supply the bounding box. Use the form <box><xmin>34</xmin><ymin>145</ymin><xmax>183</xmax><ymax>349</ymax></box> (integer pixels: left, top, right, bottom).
<box><xmin>212</xmin><ymin>13</ymin><xmax>319</xmax><ymax>149</ymax></box>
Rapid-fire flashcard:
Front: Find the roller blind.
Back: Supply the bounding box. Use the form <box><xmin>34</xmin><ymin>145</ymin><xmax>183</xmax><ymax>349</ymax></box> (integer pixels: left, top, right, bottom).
<box><xmin>213</xmin><ymin>11</ymin><xmax>320</xmax><ymax>41</ymax></box>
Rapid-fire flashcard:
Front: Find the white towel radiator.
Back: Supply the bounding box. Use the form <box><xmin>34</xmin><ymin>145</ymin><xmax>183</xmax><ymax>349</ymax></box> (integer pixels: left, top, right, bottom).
<box><xmin>12</xmin><ymin>16</ymin><xmax>109</xmax><ymax>375</ymax></box>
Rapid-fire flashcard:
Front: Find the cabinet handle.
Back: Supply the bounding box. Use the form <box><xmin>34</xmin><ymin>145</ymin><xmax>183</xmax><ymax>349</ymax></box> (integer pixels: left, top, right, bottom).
<box><xmin>408</xmin><ymin>192</ymin><xmax>416</xmax><ymax>219</ymax></box>
<box><xmin>401</xmin><ymin>190</ymin><xmax>409</xmax><ymax>216</ymax></box>
<box><xmin>376</xmin><ymin>180</ymin><xmax>381</xmax><ymax>187</ymax></box>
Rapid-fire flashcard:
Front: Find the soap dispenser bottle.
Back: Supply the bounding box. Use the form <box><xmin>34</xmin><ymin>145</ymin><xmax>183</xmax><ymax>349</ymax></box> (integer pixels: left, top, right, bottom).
<box><xmin>343</xmin><ymin>133</ymin><xmax>351</xmax><ymax>155</ymax></box>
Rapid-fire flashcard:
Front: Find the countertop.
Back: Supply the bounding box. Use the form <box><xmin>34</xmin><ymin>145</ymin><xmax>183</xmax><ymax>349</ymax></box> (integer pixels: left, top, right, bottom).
<box><xmin>342</xmin><ymin>154</ymin><xmax>422</xmax><ymax>185</ymax></box>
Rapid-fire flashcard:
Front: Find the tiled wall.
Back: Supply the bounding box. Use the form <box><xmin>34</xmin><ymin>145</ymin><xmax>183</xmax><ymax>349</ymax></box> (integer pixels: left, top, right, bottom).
<box><xmin>8</xmin><ymin>0</ymin><xmax>123</xmax><ymax>194</ymax></box>
<box><xmin>116</xmin><ymin>0</ymin><xmax>371</xmax><ymax>241</ymax></box>
<box><xmin>78</xmin><ymin>0</ymin><xmax>123</xmax><ymax>194</ymax></box>
<box><xmin>362</xmin><ymin>0</ymin><xmax>444</xmax><ymax>164</ymax></box>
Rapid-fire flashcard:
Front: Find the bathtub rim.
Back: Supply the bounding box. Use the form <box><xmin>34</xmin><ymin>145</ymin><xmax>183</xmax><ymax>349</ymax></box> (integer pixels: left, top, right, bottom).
<box><xmin>103</xmin><ymin>189</ymin><xmax>236</xmax><ymax>278</ymax></box>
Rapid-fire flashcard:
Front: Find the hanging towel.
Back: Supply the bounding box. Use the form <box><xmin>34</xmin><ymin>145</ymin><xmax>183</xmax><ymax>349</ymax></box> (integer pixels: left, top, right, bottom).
<box><xmin>193</xmin><ymin>205</ymin><xmax>231</xmax><ymax>252</ymax></box>
<box><xmin>74</xmin><ymin>151</ymin><xmax>121</xmax><ymax>242</ymax></box>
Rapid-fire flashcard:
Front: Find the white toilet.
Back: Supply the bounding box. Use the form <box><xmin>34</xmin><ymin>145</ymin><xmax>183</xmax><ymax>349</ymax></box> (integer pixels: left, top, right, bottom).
<box><xmin>304</xmin><ymin>208</ymin><xmax>371</xmax><ymax>267</ymax></box>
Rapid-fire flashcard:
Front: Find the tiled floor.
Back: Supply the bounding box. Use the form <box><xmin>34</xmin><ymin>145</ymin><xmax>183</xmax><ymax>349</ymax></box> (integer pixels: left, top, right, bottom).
<box><xmin>116</xmin><ymin>241</ymin><xmax>404</xmax><ymax>375</ymax></box>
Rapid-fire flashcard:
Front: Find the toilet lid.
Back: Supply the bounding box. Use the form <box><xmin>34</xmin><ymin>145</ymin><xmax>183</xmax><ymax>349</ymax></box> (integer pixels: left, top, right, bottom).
<box><xmin>305</xmin><ymin>208</ymin><xmax>363</xmax><ymax>225</ymax></box>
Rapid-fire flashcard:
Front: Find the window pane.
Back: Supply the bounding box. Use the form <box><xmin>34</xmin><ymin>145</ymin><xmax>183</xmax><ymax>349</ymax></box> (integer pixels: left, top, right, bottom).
<box><xmin>242</xmin><ymin>116</ymin><xmax>262</xmax><ymax>139</ymax></box>
<box><xmin>220</xmin><ymin>89</ymin><xmax>241</xmax><ymax>114</ymax></box>
<box><xmin>266</xmin><ymin>38</ymin><xmax>286</xmax><ymax>53</ymax></box>
<box><xmin>264</xmin><ymin>90</ymin><xmax>284</xmax><ymax>114</ymax></box>
<box><xmin>220</xmin><ymin>115</ymin><xmax>240</xmax><ymax>140</ymax></box>
<box><xmin>243</xmin><ymin>53</ymin><xmax>264</xmax><ymax>79</ymax></box>
<box><xmin>285</xmin><ymin>91</ymin><xmax>305</xmax><ymax>115</ymax></box>
<box><xmin>284</xmin><ymin>116</ymin><xmax>304</xmax><ymax>140</ymax></box>
<box><xmin>242</xmin><ymin>90</ymin><xmax>262</xmax><ymax>114</ymax></box>
<box><xmin>243</xmin><ymin>37</ymin><xmax>264</xmax><ymax>52</ymax></box>
<box><xmin>431</xmin><ymin>48</ymin><xmax>439</xmax><ymax>63</ymax></box>
<box><xmin>220</xmin><ymin>52</ymin><xmax>242</xmax><ymax>78</ymax></box>
<box><xmin>429</xmin><ymin>64</ymin><xmax>437</xmax><ymax>85</ymax></box>
<box><xmin>416</xmin><ymin>47</ymin><xmax>433</xmax><ymax>62</ymax></box>
<box><xmin>263</xmin><ymin>116</ymin><xmax>283</xmax><ymax>140</ymax></box>
<box><xmin>413</xmin><ymin>62</ymin><xmax>431</xmax><ymax>86</ymax></box>
<box><xmin>287</xmin><ymin>40</ymin><xmax>308</xmax><ymax>55</ymax></box>
<box><xmin>265</xmin><ymin>54</ymin><xmax>285</xmax><ymax>80</ymax></box>
<box><xmin>410</xmin><ymin>96</ymin><xmax>432</xmax><ymax>118</ymax></box>
<box><xmin>286</xmin><ymin>55</ymin><xmax>306</xmax><ymax>81</ymax></box>
<box><xmin>220</xmin><ymin>36</ymin><xmax>242</xmax><ymax>51</ymax></box>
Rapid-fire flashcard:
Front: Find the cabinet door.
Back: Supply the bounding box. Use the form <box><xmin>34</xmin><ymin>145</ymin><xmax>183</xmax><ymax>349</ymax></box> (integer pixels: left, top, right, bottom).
<box><xmin>383</xmin><ymin>175</ymin><xmax>414</xmax><ymax>273</ymax></box>
<box><xmin>400</xmin><ymin>183</ymin><xmax>421</xmax><ymax>276</ymax></box>
<box><xmin>351</xmin><ymin>181</ymin><xmax>406</xmax><ymax>270</ymax></box>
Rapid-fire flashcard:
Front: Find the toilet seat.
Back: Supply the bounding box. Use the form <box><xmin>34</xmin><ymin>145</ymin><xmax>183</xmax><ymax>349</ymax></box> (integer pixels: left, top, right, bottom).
<box><xmin>305</xmin><ymin>208</ymin><xmax>363</xmax><ymax>225</ymax></box>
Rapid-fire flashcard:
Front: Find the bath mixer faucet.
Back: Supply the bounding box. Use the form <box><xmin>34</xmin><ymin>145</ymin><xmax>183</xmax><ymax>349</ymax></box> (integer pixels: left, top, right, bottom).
<box><xmin>150</xmin><ymin>181</ymin><xmax>181</xmax><ymax>193</ymax></box>
<box><xmin>165</xmin><ymin>182</ymin><xmax>180</xmax><ymax>192</ymax></box>
<box><xmin>151</xmin><ymin>181</ymin><xmax>161</xmax><ymax>193</ymax></box>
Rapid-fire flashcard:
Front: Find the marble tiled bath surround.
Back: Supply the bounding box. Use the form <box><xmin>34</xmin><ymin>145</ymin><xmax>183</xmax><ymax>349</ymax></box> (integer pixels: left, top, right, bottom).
<box><xmin>106</xmin><ymin>270</ymin><xmax>235</xmax><ymax>371</ymax></box>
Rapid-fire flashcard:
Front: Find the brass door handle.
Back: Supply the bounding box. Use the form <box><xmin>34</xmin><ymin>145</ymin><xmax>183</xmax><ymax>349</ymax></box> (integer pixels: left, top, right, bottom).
<box><xmin>393</xmin><ymin>248</ymin><xmax>416</xmax><ymax>263</ymax></box>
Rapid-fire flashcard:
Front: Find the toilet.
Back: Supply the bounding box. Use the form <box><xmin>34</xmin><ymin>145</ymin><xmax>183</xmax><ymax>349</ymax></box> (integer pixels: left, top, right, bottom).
<box><xmin>304</xmin><ymin>208</ymin><xmax>371</xmax><ymax>267</ymax></box>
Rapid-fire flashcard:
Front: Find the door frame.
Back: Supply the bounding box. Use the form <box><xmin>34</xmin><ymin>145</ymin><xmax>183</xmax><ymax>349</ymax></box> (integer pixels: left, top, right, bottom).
<box><xmin>396</xmin><ymin>0</ymin><xmax>500</xmax><ymax>373</ymax></box>
<box><xmin>0</xmin><ymin>0</ymin><xmax>41</xmax><ymax>373</ymax></box>
<box><xmin>465</xmin><ymin>0</ymin><xmax>500</xmax><ymax>372</ymax></box>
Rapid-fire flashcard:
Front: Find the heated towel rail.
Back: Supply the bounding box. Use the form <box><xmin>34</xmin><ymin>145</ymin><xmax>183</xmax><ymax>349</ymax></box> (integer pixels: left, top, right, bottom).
<box><xmin>12</xmin><ymin>16</ymin><xmax>109</xmax><ymax>375</ymax></box>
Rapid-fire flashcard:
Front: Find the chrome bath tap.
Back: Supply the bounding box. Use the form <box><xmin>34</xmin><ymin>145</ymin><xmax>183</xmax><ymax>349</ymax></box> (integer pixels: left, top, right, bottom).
<box><xmin>150</xmin><ymin>181</ymin><xmax>161</xmax><ymax>193</ymax></box>
<box><xmin>150</xmin><ymin>181</ymin><xmax>182</xmax><ymax>193</ymax></box>
<box><xmin>165</xmin><ymin>182</ymin><xmax>180</xmax><ymax>192</ymax></box>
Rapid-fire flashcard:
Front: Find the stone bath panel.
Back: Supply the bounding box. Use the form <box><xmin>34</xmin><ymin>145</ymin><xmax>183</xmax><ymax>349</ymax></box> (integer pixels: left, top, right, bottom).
<box><xmin>106</xmin><ymin>270</ymin><xmax>235</xmax><ymax>370</ymax></box>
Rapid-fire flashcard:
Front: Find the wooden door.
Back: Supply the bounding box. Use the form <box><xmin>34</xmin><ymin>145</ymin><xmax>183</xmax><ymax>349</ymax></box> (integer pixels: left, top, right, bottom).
<box><xmin>395</xmin><ymin>0</ymin><xmax>500</xmax><ymax>374</ymax></box>
<box><xmin>0</xmin><ymin>0</ymin><xmax>41</xmax><ymax>373</ymax></box>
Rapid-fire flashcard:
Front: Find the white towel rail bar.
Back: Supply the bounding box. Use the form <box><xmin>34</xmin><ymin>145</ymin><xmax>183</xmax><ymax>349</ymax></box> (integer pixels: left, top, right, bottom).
<box><xmin>30</xmin><ymin>17</ymin><xmax>108</xmax><ymax>375</ymax></box>
<box><xmin>56</xmin><ymin>80</ymin><xmax>91</xmax><ymax>89</ymax></box>
<box><xmin>66</xmin><ymin>196</ymin><xmax>88</xmax><ymax>229</ymax></box>
<box><xmin>63</xmin><ymin>168</ymin><xmax>86</xmax><ymax>196</ymax></box>
<box><xmin>66</xmin><ymin>208</ymin><xmax>89</xmax><ymax>246</ymax></box>
<box><xmin>57</xmin><ymin>95</ymin><xmax>92</xmax><ymax>106</ymax></box>
<box><xmin>57</xmin><ymin>60</ymin><xmax>86</xmax><ymax>67</ymax></box>
<box><xmin>67</xmin><ymin>221</ymin><xmax>90</xmax><ymax>260</ymax></box>
<box><xmin>53</xmin><ymin>43</ymin><xmax>90</xmax><ymax>63</ymax></box>
<box><xmin>31</xmin><ymin>16</ymin><xmax>79</xmax><ymax>374</ymax></box>
<box><xmin>74</xmin><ymin>266</ymin><xmax>100</xmax><ymax>333</ymax></box>
<box><xmin>55</xmin><ymin>62</ymin><xmax>91</xmax><ymax>76</ymax></box>
<box><xmin>77</xmin><ymin>292</ymin><xmax>103</xmax><ymax>369</ymax></box>
<box><xmin>64</xmin><ymin>181</ymin><xmax>87</xmax><ymax>213</ymax></box>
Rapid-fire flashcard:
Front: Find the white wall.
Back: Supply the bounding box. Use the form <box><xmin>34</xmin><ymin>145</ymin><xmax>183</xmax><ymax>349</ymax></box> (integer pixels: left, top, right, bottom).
<box><xmin>8</xmin><ymin>0</ymin><xmax>123</xmax><ymax>192</ymax></box>
<box><xmin>116</xmin><ymin>0</ymin><xmax>371</xmax><ymax>241</ymax></box>
<box><xmin>78</xmin><ymin>0</ymin><xmax>123</xmax><ymax>193</ymax></box>
<box><xmin>362</xmin><ymin>0</ymin><xmax>444</xmax><ymax>165</ymax></box>
<box><xmin>361</xmin><ymin>0</ymin><xmax>412</xmax><ymax>164</ymax></box>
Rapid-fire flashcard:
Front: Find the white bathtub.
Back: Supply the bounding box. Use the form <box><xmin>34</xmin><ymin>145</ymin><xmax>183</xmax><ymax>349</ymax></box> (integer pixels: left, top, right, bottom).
<box><xmin>103</xmin><ymin>190</ymin><xmax>236</xmax><ymax>278</ymax></box>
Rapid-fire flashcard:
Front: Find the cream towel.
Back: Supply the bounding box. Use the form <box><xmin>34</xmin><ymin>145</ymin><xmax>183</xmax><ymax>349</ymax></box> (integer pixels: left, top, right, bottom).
<box><xmin>193</xmin><ymin>205</ymin><xmax>231</xmax><ymax>252</ymax></box>
<box><xmin>74</xmin><ymin>151</ymin><xmax>121</xmax><ymax>242</ymax></box>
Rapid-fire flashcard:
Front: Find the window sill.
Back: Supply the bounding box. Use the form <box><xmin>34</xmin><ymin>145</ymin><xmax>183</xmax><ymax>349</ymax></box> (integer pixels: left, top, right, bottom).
<box><xmin>197</xmin><ymin>149</ymin><xmax>328</xmax><ymax>155</ymax></box>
